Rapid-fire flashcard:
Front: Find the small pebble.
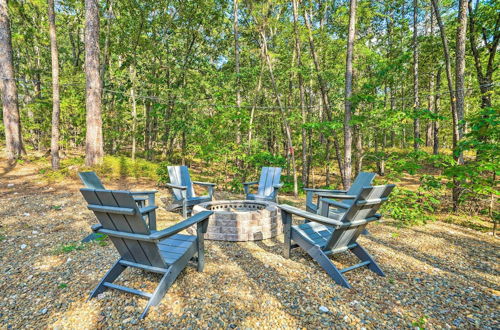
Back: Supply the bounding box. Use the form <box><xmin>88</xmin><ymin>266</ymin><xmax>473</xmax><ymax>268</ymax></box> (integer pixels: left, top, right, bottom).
<box><xmin>319</xmin><ymin>306</ymin><xmax>329</xmax><ymax>313</ymax></box>
<box><xmin>20</xmin><ymin>244</ymin><xmax>27</xmax><ymax>250</ymax></box>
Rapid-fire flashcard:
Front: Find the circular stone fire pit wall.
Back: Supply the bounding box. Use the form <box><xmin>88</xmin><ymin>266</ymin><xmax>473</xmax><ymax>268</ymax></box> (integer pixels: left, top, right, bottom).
<box><xmin>188</xmin><ymin>200</ymin><xmax>282</xmax><ymax>241</ymax></box>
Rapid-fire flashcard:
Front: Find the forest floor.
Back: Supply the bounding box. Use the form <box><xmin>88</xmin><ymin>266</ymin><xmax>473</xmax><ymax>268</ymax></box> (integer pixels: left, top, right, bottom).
<box><xmin>0</xmin><ymin>152</ymin><xmax>498</xmax><ymax>328</ymax></box>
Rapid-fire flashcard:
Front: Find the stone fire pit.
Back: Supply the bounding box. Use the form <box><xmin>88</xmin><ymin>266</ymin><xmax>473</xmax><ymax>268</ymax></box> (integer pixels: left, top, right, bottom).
<box><xmin>187</xmin><ymin>200</ymin><xmax>281</xmax><ymax>241</ymax></box>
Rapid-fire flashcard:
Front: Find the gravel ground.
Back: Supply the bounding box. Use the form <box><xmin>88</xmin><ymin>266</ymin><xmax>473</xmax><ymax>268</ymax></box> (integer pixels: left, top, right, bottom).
<box><xmin>0</xmin><ymin>159</ymin><xmax>498</xmax><ymax>329</ymax></box>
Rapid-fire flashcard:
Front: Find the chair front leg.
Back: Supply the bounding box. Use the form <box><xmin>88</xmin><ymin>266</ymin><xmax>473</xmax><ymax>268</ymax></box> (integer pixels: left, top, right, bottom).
<box><xmin>281</xmin><ymin>211</ymin><xmax>292</xmax><ymax>258</ymax></box>
<box><xmin>207</xmin><ymin>185</ymin><xmax>214</xmax><ymax>200</ymax></box>
<box><xmin>196</xmin><ymin>220</ymin><xmax>208</xmax><ymax>272</ymax></box>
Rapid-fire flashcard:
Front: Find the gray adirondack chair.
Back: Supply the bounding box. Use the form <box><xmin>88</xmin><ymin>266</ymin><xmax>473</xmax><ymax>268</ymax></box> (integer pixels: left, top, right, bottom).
<box><xmin>164</xmin><ymin>166</ymin><xmax>216</xmax><ymax>218</ymax></box>
<box><xmin>304</xmin><ymin>172</ymin><xmax>376</xmax><ymax>214</ymax></box>
<box><xmin>81</xmin><ymin>188</ymin><xmax>213</xmax><ymax>319</ymax></box>
<box><xmin>243</xmin><ymin>167</ymin><xmax>283</xmax><ymax>202</ymax></box>
<box><xmin>78</xmin><ymin>171</ymin><xmax>158</xmax><ymax>235</ymax></box>
<box><xmin>279</xmin><ymin>184</ymin><xmax>395</xmax><ymax>288</ymax></box>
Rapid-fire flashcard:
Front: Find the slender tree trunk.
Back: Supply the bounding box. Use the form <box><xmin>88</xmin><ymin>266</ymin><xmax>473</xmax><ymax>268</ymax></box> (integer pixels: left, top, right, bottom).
<box><xmin>248</xmin><ymin>65</ymin><xmax>263</xmax><ymax>151</ymax></box>
<box><xmin>292</xmin><ymin>0</ymin><xmax>308</xmax><ymax>186</ymax></box>
<box><xmin>0</xmin><ymin>0</ymin><xmax>25</xmax><ymax>160</ymax></box>
<box><xmin>304</xmin><ymin>9</ymin><xmax>345</xmax><ymax>183</ymax></box>
<box><xmin>259</xmin><ymin>28</ymin><xmax>298</xmax><ymax>197</ymax></box>
<box><xmin>48</xmin><ymin>0</ymin><xmax>60</xmax><ymax>170</ymax></box>
<box><xmin>233</xmin><ymin>0</ymin><xmax>242</xmax><ymax>161</ymax></box>
<box><xmin>343</xmin><ymin>0</ymin><xmax>357</xmax><ymax>189</ymax></box>
<box><xmin>451</xmin><ymin>0</ymin><xmax>468</xmax><ymax>211</ymax></box>
<box><xmin>431</xmin><ymin>0</ymin><xmax>459</xmax><ymax>154</ymax></box>
<box><xmin>412</xmin><ymin>0</ymin><xmax>420</xmax><ymax>151</ymax></box>
<box><xmin>84</xmin><ymin>0</ymin><xmax>103</xmax><ymax>166</ymax></box>
<box><xmin>433</xmin><ymin>66</ymin><xmax>442</xmax><ymax>155</ymax></box>
<box><xmin>129</xmin><ymin>66</ymin><xmax>137</xmax><ymax>161</ymax></box>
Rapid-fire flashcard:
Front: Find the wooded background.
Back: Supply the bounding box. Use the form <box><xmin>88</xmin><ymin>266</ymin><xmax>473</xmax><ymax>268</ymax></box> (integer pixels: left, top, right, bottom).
<box><xmin>0</xmin><ymin>0</ymin><xmax>498</xmax><ymax>221</ymax></box>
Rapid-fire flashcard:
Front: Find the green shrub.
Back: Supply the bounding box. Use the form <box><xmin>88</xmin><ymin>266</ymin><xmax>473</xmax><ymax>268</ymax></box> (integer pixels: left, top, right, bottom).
<box><xmin>382</xmin><ymin>187</ymin><xmax>441</xmax><ymax>226</ymax></box>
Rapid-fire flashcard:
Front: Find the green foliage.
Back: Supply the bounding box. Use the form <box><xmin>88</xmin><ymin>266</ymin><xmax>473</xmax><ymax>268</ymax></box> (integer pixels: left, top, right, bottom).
<box><xmin>54</xmin><ymin>242</ymin><xmax>86</xmax><ymax>254</ymax></box>
<box><xmin>382</xmin><ymin>186</ymin><xmax>441</xmax><ymax>226</ymax></box>
<box><xmin>58</xmin><ymin>283</ymin><xmax>68</xmax><ymax>289</ymax></box>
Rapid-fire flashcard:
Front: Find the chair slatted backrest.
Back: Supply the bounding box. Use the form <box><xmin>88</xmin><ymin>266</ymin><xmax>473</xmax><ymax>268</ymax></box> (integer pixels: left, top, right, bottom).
<box><xmin>81</xmin><ymin>188</ymin><xmax>167</xmax><ymax>268</ymax></box>
<box><xmin>323</xmin><ymin>184</ymin><xmax>395</xmax><ymax>252</ymax></box>
<box><xmin>79</xmin><ymin>172</ymin><xmax>106</xmax><ymax>190</ymax></box>
<box><xmin>340</xmin><ymin>172</ymin><xmax>376</xmax><ymax>207</ymax></box>
<box><xmin>168</xmin><ymin>166</ymin><xmax>195</xmax><ymax>200</ymax></box>
<box><xmin>257</xmin><ymin>167</ymin><xmax>282</xmax><ymax>197</ymax></box>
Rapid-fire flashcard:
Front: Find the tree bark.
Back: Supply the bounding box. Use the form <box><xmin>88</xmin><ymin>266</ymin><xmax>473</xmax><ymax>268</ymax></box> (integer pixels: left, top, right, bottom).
<box><xmin>48</xmin><ymin>0</ymin><xmax>60</xmax><ymax>170</ymax></box>
<box><xmin>0</xmin><ymin>0</ymin><xmax>25</xmax><ymax>160</ymax></box>
<box><xmin>304</xmin><ymin>9</ymin><xmax>345</xmax><ymax>183</ymax></box>
<box><xmin>343</xmin><ymin>0</ymin><xmax>357</xmax><ymax>189</ymax></box>
<box><xmin>292</xmin><ymin>0</ymin><xmax>308</xmax><ymax>186</ymax></box>
<box><xmin>412</xmin><ymin>0</ymin><xmax>420</xmax><ymax>151</ymax></box>
<box><xmin>431</xmin><ymin>0</ymin><xmax>459</xmax><ymax>155</ymax></box>
<box><xmin>129</xmin><ymin>65</ymin><xmax>137</xmax><ymax>161</ymax></box>
<box><xmin>452</xmin><ymin>0</ymin><xmax>468</xmax><ymax>211</ymax></box>
<box><xmin>233</xmin><ymin>0</ymin><xmax>242</xmax><ymax>160</ymax></box>
<box><xmin>433</xmin><ymin>66</ymin><xmax>442</xmax><ymax>155</ymax></box>
<box><xmin>259</xmin><ymin>27</ymin><xmax>298</xmax><ymax>197</ymax></box>
<box><xmin>84</xmin><ymin>0</ymin><xmax>104</xmax><ymax>166</ymax></box>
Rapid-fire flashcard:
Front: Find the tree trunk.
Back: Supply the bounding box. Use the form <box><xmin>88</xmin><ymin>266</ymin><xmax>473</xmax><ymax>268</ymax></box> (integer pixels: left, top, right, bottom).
<box><xmin>84</xmin><ymin>0</ymin><xmax>103</xmax><ymax>166</ymax></box>
<box><xmin>431</xmin><ymin>0</ymin><xmax>459</xmax><ymax>155</ymax></box>
<box><xmin>343</xmin><ymin>0</ymin><xmax>357</xmax><ymax>189</ymax></box>
<box><xmin>451</xmin><ymin>0</ymin><xmax>468</xmax><ymax>211</ymax></box>
<box><xmin>292</xmin><ymin>0</ymin><xmax>308</xmax><ymax>186</ymax></box>
<box><xmin>433</xmin><ymin>66</ymin><xmax>442</xmax><ymax>155</ymax></box>
<box><xmin>233</xmin><ymin>0</ymin><xmax>242</xmax><ymax>168</ymax></box>
<box><xmin>48</xmin><ymin>0</ymin><xmax>60</xmax><ymax>170</ymax></box>
<box><xmin>412</xmin><ymin>0</ymin><xmax>420</xmax><ymax>151</ymax></box>
<box><xmin>129</xmin><ymin>65</ymin><xmax>137</xmax><ymax>161</ymax></box>
<box><xmin>0</xmin><ymin>0</ymin><xmax>25</xmax><ymax>160</ymax></box>
<box><xmin>304</xmin><ymin>9</ymin><xmax>345</xmax><ymax>183</ymax></box>
<box><xmin>259</xmin><ymin>27</ymin><xmax>298</xmax><ymax>197</ymax></box>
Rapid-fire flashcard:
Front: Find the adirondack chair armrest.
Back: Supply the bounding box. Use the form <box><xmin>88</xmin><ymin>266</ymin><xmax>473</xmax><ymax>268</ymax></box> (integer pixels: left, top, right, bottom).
<box><xmin>273</xmin><ymin>183</ymin><xmax>284</xmax><ymax>189</ymax></box>
<box><xmin>139</xmin><ymin>205</ymin><xmax>158</xmax><ymax>215</ymax></box>
<box><xmin>316</xmin><ymin>193</ymin><xmax>357</xmax><ymax>199</ymax></box>
<box><xmin>192</xmin><ymin>181</ymin><xmax>216</xmax><ymax>186</ymax></box>
<box><xmin>319</xmin><ymin>198</ymin><xmax>351</xmax><ymax>210</ymax></box>
<box><xmin>243</xmin><ymin>181</ymin><xmax>259</xmax><ymax>195</ymax></box>
<box><xmin>164</xmin><ymin>183</ymin><xmax>187</xmax><ymax>190</ymax></box>
<box><xmin>340</xmin><ymin>214</ymin><xmax>381</xmax><ymax>228</ymax></box>
<box><xmin>150</xmin><ymin>211</ymin><xmax>214</xmax><ymax>240</ymax></box>
<box><xmin>131</xmin><ymin>190</ymin><xmax>158</xmax><ymax>195</ymax></box>
<box><xmin>303</xmin><ymin>188</ymin><xmax>347</xmax><ymax>193</ymax></box>
<box><xmin>278</xmin><ymin>204</ymin><xmax>344</xmax><ymax>228</ymax></box>
<box><xmin>192</xmin><ymin>181</ymin><xmax>216</xmax><ymax>197</ymax></box>
<box><xmin>91</xmin><ymin>224</ymin><xmax>103</xmax><ymax>232</ymax></box>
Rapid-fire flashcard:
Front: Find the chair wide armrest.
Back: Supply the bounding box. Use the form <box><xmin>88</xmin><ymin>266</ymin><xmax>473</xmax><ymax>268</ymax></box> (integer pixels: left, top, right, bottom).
<box><xmin>192</xmin><ymin>181</ymin><xmax>216</xmax><ymax>187</ymax></box>
<box><xmin>317</xmin><ymin>194</ymin><xmax>357</xmax><ymax>200</ymax></box>
<box><xmin>243</xmin><ymin>181</ymin><xmax>258</xmax><ymax>186</ymax></box>
<box><xmin>150</xmin><ymin>211</ymin><xmax>214</xmax><ymax>241</ymax></box>
<box><xmin>131</xmin><ymin>190</ymin><xmax>158</xmax><ymax>195</ymax></box>
<box><xmin>139</xmin><ymin>205</ymin><xmax>158</xmax><ymax>214</ymax></box>
<box><xmin>273</xmin><ymin>183</ymin><xmax>284</xmax><ymax>189</ymax></box>
<box><xmin>164</xmin><ymin>183</ymin><xmax>187</xmax><ymax>190</ymax></box>
<box><xmin>303</xmin><ymin>188</ymin><xmax>347</xmax><ymax>193</ymax></box>
<box><xmin>319</xmin><ymin>198</ymin><xmax>351</xmax><ymax>209</ymax></box>
<box><xmin>278</xmin><ymin>204</ymin><xmax>344</xmax><ymax>228</ymax></box>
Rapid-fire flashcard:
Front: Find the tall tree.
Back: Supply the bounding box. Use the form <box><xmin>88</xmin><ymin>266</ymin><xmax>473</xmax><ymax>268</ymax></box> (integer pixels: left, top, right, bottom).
<box><xmin>431</xmin><ymin>0</ymin><xmax>458</xmax><ymax>153</ymax></box>
<box><xmin>48</xmin><ymin>0</ymin><xmax>60</xmax><ymax>170</ymax></box>
<box><xmin>292</xmin><ymin>0</ymin><xmax>308</xmax><ymax>186</ymax></box>
<box><xmin>0</xmin><ymin>0</ymin><xmax>24</xmax><ymax>160</ymax></box>
<box><xmin>412</xmin><ymin>0</ymin><xmax>420</xmax><ymax>151</ymax></box>
<box><xmin>84</xmin><ymin>0</ymin><xmax>103</xmax><ymax>166</ymax></box>
<box><xmin>233</xmin><ymin>0</ymin><xmax>242</xmax><ymax>153</ymax></box>
<box><xmin>343</xmin><ymin>0</ymin><xmax>357</xmax><ymax>189</ymax></box>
